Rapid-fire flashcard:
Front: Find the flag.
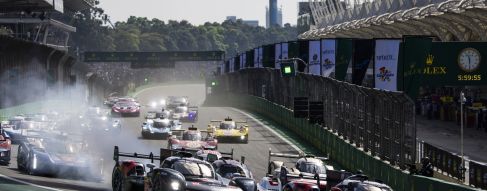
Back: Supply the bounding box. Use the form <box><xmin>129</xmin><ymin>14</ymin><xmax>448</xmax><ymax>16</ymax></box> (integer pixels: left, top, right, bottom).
<box><xmin>321</xmin><ymin>39</ymin><xmax>336</xmax><ymax>77</ymax></box>
<box><xmin>352</xmin><ymin>39</ymin><xmax>375</xmax><ymax>85</ymax></box>
<box><xmin>309</xmin><ymin>40</ymin><xmax>321</xmax><ymax>75</ymax></box>
<box><xmin>374</xmin><ymin>39</ymin><xmax>401</xmax><ymax>90</ymax></box>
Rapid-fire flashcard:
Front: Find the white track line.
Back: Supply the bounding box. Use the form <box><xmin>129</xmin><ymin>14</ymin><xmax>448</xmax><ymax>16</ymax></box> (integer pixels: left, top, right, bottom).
<box><xmin>0</xmin><ymin>173</ymin><xmax>63</xmax><ymax>191</ymax></box>
<box><xmin>231</xmin><ymin>108</ymin><xmax>303</xmax><ymax>153</ymax></box>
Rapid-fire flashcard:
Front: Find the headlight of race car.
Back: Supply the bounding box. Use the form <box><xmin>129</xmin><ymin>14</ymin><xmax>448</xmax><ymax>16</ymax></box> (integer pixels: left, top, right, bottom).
<box><xmin>170</xmin><ymin>181</ymin><xmax>180</xmax><ymax>190</ymax></box>
<box><xmin>240</xmin><ymin>135</ymin><xmax>245</xmax><ymax>140</ymax></box>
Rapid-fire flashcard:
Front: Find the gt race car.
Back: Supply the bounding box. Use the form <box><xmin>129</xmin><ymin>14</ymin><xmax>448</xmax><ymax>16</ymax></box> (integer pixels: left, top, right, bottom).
<box><xmin>112</xmin><ymin>101</ymin><xmax>141</xmax><ymax>117</ymax></box>
<box><xmin>141</xmin><ymin>118</ymin><xmax>182</xmax><ymax>139</ymax></box>
<box><xmin>84</xmin><ymin>115</ymin><xmax>122</xmax><ymax>134</ymax></box>
<box><xmin>168</xmin><ymin>127</ymin><xmax>217</xmax><ymax>151</ymax></box>
<box><xmin>171</xmin><ymin>106</ymin><xmax>198</xmax><ymax>122</ymax></box>
<box><xmin>112</xmin><ymin>146</ymin><xmax>246</xmax><ymax>191</ymax></box>
<box><xmin>258</xmin><ymin>148</ymin><xmax>334</xmax><ymax>191</ymax></box>
<box><xmin>17</xmin><ymin>134</ymin><xmax>102</xmax><ymax>180</ymax></box>
<box><xmin>208</xmin><ymin>117</ymin><xmax>249</xmax><ymax>143</ymax></box>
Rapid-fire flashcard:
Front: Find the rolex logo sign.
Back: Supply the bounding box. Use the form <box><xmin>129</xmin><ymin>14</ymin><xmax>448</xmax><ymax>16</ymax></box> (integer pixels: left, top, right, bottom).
<box><xmin>426</xmin><ymin>54</ymin><xmax>434</xmax><ymax>66</ymax></box>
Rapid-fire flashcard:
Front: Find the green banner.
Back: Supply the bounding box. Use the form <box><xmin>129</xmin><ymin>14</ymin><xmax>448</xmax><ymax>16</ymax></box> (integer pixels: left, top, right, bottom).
<box><xmin>425</xmin><ymin>42</ymin><xmax>487</xmax><ymax>86</ymax></box>
<box><xmin>335</xmin><ymin>39</ymin><xmax>353</xmax><ymax>81</ymax></box>
<box><xmin>84</xmin><ymin>51</ymin><xmax>225</xmax><ymax>63</ymax></box>
<box><xmin>401</xmin><ymin>36</ymin><xmax>433</xmax><ymax>99</ymax></box>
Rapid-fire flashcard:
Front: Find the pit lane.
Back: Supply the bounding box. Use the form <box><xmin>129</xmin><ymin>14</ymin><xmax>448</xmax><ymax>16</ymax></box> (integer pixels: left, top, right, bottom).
<box><xmin>0</xmin><ymin>83</ymin><xmax>301</xmax><ymax>190</ymax></box>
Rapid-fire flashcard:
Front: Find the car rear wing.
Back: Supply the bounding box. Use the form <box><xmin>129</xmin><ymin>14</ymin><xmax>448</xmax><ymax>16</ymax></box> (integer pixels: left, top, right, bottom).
<box><xmin>268</xmin><ymin>148</ymin><xmax>328</xmax><ymax>161</ymax></box>
<box><xmin>113</xmin><ymin>146</ymin><xmax>162</xmax><ymax>165</ymax></box>
<box><xmin>220</xmin><ymin>148</ymin><xmax>234</xmax><ymax>160</ymax></box>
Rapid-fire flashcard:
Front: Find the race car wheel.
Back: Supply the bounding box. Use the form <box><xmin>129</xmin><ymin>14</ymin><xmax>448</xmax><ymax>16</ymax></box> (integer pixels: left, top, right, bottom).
<box><xmin>17</xmin><ymin>148</ymin><xmax>24</xmax><ymax>171</ymax></box>
<box><xmin>244</xmin><ymin>135</ymin><xmax>249</xmax><ymax>143</ymax></box>
<box><xmin>112</xmin><ymin>166</ymin><xmax>125</xmax><ymax>191</ymax></box>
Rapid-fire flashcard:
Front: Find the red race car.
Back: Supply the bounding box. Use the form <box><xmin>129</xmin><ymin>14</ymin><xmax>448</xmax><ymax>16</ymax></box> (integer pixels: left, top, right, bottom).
<box><xmin>0</xmin><ymin>127</ymin><xmax>11</xmax><ymax>165</ymax></box>
<box><xmin>168</xmin><ymin>127</ymin><xmax>217</xmax><ymax>151</ymax></box>
<box><xmin>112</xmin><ymin>101</ymin><xmax>140</xmax><ymax>117</ymax></box>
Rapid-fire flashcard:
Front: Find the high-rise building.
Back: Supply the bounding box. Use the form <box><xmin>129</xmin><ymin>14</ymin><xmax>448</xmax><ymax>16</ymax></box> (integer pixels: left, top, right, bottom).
<box><xmin>277</xmin><ymin>6</ymin><xmax>283</xmax><ymax>27</ymax></box>
<box><xmin>268</xmin><ymin>0</ymin><xmax>278</xmax><ymax>27</ymax></box>
<box><xmin>297</xmin><ymin>1</ymin><xmax>315</xmax><ymax>33</ymax></box>
<box><xmin>226</xmin><ymin>16</ymin><xmax>237</xmax><ymax>22</ymax></box>
<box><xmin>267</xmin><ymin>0</ymin><xmax>283</xmax><ymax>27</ymax></box>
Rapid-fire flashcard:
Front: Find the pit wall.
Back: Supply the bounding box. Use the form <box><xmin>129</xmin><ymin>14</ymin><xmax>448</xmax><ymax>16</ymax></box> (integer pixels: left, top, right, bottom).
<box><xmin>205</xmin><ymin>93</ymin><xmax>478</xmax><ymax>191</ymax></box>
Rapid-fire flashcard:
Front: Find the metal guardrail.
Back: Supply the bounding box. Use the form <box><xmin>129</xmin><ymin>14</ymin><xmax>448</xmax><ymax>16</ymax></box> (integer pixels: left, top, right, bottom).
<box><xmin>217</xmin><ymin>68</ymin><xmax>416</xmax><ymax>170</ymax></box>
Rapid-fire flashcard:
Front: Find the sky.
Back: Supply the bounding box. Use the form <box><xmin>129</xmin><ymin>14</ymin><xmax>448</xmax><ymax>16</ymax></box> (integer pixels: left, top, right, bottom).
<box><xmin>99</xmin><ymin>0</ymin><xmax>302</xmax><ymax>27</ymax></box>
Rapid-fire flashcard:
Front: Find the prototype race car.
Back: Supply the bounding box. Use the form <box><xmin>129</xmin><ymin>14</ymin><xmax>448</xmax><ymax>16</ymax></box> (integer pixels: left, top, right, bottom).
<box><xmin>168</xmin><ymin>127</ymin><xmax>217</xmax><ymax>151</ymax></box>
<box><xmin>171</xmin><ymin>106</ymin><xmax>198</xmax><ymax>122</ymax></box>
<box><xmin>112</xmin><ymin>146</ymin><xmax>245</xmax><ymax>191</ymax></box>
<box><xmin>208</xmin><ymin>117</ymin><xmax>249</xmax><ymax>143</ymax></box>
<box><xmin>0</xmin><ymin>127</ymin><xmax>11</xmax><ymax>165</ymax></box>
<box><xmin>257</xmin><ymin>148</ymin><xmax>334</xmax><ymax>191</ymax></box>
<box><xmin>84</xmin><ymin>115</ymin><xmax>122</xmax><ymax>134</ymax></box>
<box><xmin>212</xmin><ymin>155</ymin><xmax>255</xmax><ymax>187</ymax></box>
<box><xmin>17</xmin><ymin>134</ymin><xmax>102</xmax><ymax>180</ymax></box>
<box><xmin>166</xmin><ymin>96</ymin><xmax>189</xmax><ymax>108</ymax></box>
<box><xmin>328</xmin><ymin>171</ymin><xmax>393</xmax><ymax>191</ymax></box>
<box><xmin>141</xmin><ymin>118</ymin><xmax>182</xmax><ymax>139</ymax></box>
<box><xmin>112</xmin><ymin>101</ymin><xmax>141</xmax><ymax>117</ymax></box>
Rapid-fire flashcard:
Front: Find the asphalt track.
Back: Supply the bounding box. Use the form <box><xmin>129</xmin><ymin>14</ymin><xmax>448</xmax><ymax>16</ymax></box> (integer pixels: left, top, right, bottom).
<box><xmin>0</xmin><ymin>83</ymin><xmax>302</xmax><ymax>191</ymax></box>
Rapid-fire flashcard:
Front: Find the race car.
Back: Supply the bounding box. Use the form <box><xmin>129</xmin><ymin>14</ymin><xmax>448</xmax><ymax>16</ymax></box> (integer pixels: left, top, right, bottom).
<box><xmin>212</xmin><ymin>155</ymin><xmax>255</xmax><ymax>186</ymax></box>
<box><xmin>208</xmin><ymin>117</ymin><xmax>249</xmax><ymax>143</ymax></box>
<box><xmin>104</xmin><ymin>92</ymin><xmax>120</xmax><ymax>107</ymax></box>
<box><xmin>112</xmin><ymin>146</ymin><xmax>245</xmax><ymax>191</ymax></box>
<box><xmin>257</xmin><ymin>148</ymin><xmax>334</xmax><ymax>191</ymax></box>
<box><xmin>84</xmin><ymin>115</ymin><xmax>122</xmax><ymax>134</ymax></box>
<box><xmin>168</xmin><ymin>127</ymin><xmax>217</xmax><ymax>151</ymax></box>
<box><xmin>146</xmin><ymin>109</ymin><xmax>171</xmax><ymax>119</ymax></box>
<box><xmin>166</xmin><ymin>96</ymin><xmax>189</xmax><ymax>108</ymax></box>
<box><xmin>0</xmin><ymin>127</ymin><xmax>11</xmax><ymax>165</ymax></box>
<box><xmin>141</xmin><ymin>118</ymin><xmax>182</xmax><ymax>139</ymax></box>
<box><xmin>2</xmin><ymin>116</ymin><xmax>46</xmax><ymax>143</ymax></box>
<box><xmin>16</xmin><ymin>134</ymin><xmax>102</xmax><ymax>180</ymax></box>
<box><xmin>328</xmin><ymin>171</ymin><xmax>393</xmax><ymax>191</ymax></box>
<box><xmin>170</xmin><ymin>106</ymin><xmax>198</xmax><ymax>122</ymax></box>
<box><xmin>112</xmin><ymin>101</ymin><xmax>141</xmax><ymax>117</ymax></box>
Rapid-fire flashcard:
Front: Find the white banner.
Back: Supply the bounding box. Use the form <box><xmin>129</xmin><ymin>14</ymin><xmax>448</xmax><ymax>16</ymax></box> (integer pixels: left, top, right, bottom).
<box><xmin>258</xmin><ymin>47</ymin><xmax>263</xmax><ymax>68</ymax></box>
<box><xmin>309</xmin><ymin>40</ymin><xmax>321</xmax><ymax>75</ymax></box>
<box><xmin>254</xmin><ymin>48</ymin><xmax>259</xmax><ymax>68</ymax></box>
<box><xmin>275</xmin><ymin>43</ymin><xmax>282</xmax><ymax>69</ymax></box>
<box><xmin>321</xmin><ymin>39</ymin><xmax>336</xmax><ymax>77</ymax></box>
<box><xmin>282</xmin><ymin>43</ymin><xmax>289</xmax><ymax>60</ymax></box>
<box><xmin>374</xmin><ymin>39</ymin><xmax>401</xmax><ymax>91</ymax></box>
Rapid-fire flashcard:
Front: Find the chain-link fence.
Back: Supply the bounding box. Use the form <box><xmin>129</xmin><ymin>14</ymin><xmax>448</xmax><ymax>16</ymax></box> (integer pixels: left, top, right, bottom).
<box><xmin>217</xmin><ymin>68</ymin><xmax>416</xmax><ymax>169</ymax></box>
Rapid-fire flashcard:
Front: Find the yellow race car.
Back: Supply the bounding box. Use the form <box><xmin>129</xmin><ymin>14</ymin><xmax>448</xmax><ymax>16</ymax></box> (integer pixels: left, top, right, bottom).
<box><xmin>208</xmin><ymin>117</ymin><xmax>249</xmax><ymax>143</ymax></box>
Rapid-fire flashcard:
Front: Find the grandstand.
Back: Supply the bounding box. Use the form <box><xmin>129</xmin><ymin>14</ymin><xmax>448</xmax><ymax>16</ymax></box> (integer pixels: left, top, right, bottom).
<box><xmin>300</xmin><ymin>0</ymin><xmax>487</xmax><ymax>41</ymax></box>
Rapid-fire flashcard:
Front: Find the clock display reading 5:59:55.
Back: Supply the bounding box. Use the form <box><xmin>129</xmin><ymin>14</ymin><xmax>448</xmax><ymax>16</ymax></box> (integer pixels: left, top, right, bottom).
<box><xmin>457</xmin><ymin>48</ymin><xmax>481</xmax><ymax>72</ymax></box>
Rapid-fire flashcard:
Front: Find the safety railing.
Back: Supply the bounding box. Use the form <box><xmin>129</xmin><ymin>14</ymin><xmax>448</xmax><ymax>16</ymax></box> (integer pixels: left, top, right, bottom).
<box><xmin>218</xmin><ymin>68</ymin><xmax>416</xmax><ymax>170</ymax></box>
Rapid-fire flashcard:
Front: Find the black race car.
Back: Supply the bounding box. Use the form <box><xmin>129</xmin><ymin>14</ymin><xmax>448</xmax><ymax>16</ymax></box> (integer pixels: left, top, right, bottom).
<box><xmin>112</xmin><ymin>146</ymin><xmax>249</xmax><ymax>191</ymax></box>
<box><xmin>212</xmin><ymin>156</ymin><xmax>256</xmax><ymax>190</ymax></box>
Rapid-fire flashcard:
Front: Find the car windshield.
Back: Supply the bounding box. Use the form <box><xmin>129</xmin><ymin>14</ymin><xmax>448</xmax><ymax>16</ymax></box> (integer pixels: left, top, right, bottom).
<box><xmin>219</xmin><ymin>122</ymin><xmax>236</xmax><ymax>129</ymax></box>
<box><xmin>173</xmin><ymin>97</ymin><xmax>187</xmax><ymax>103</ymax></box>
<box><xmin>153</xmin><ymin>121</ymin><xmax>170</xmax><ymax>128</ymax></box>
<box><xmin>356</xmin><ymin>184</ymin><xmax>391</xmax><ymax>191</ymax></box>
<box><xmin>173</xmin><ymin>161</ymin><xmax>213</xmax><ymax>178</ymax></box>
<box><xmin>298</xmin><ymin>162</ymin><xmax>326</xmax><ymax>174</ymax></box>
<box><xmin>116</xmin><ymin>102</ymin><xmax>134</xmax><ymax>107</ymax></box>
<box><xmin>45</xmin><ymin>141</ymin><xmax>80</xmax><ymax>154</ymax></box>
<box><xmin>183</xmin><ymin>132</ymin><xmax>202</xmax><ymax>141</ymax></box>
<box><xmin>175</xmin><ymin>107</ymin><xmax>187</xmax><ymax>113</ymax></box>
<box><xmin>218</xmin><ymin>165</ymin><xmax>246</xmax><ymax>178</ymax></box>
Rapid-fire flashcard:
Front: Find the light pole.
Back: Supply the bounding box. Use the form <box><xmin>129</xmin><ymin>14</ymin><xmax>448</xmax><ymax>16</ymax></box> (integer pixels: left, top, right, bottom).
<box><xmin>460</xmin><ymin>91</ymin><xmax>466</xmax><ymax>179</ymax></box>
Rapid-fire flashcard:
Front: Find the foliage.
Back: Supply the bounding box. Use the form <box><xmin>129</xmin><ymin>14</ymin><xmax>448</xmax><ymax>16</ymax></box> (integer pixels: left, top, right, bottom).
<box><xmin>69</xmin><ymin>9</ymin><xmax>298</xmax><ymax>57</ymax></box>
